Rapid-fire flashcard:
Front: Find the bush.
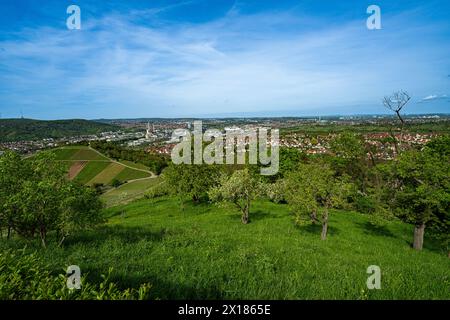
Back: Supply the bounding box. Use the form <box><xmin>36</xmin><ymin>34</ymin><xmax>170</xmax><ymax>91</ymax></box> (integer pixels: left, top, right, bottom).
<box><xmin>110</xmin><ymin>178</ymin><xmax>123</xmax><ymax>188</ymax></box>
<box><xmin>0</xmin><ymin>248</ymin><xmax>151</xmax><ymax>300</ymax></box>
<box><xmin>92</xmin><ymin>182</ymin><xmax>105</xmax><ymax>194</ymax></box>
<box><xmin>353</xmin><ymin>193</ymin><xmax>378</xmax><ymax>214</ymax></box>
<box><xmin>263</xmin><ymin>179</ymin><xmax>287</xmax><ymax>204</ymax></box>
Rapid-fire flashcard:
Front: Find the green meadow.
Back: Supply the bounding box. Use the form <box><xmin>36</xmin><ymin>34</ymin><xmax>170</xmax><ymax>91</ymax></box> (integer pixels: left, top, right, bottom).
<box><xmin>2</xmin><ymin>197</ymin><xmax>448</xmax><ymax>300</ymax></box>
<box><xmin>100</xmin><ymin>177</ymin><xmax>161</xmax><ymax>207</ymax></box>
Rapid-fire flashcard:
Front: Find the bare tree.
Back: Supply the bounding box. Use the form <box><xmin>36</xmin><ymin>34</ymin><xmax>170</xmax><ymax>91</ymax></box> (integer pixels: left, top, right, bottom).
<box><xmin>383</xmin><ymin>90</ymin><xmax>411</xmax><ymax>155</ymax></box>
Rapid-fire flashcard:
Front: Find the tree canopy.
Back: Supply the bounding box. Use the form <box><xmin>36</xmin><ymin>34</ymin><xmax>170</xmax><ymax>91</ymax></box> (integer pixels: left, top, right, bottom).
<box><xmin>0</xmin><ymin>150</ymin><xmax>103</xmax><ymax>247</ymax></box>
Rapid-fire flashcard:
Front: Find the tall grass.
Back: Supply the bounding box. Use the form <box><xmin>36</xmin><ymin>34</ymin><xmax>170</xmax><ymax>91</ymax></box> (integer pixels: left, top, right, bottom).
<box><xmin>1</xmin><ymin>197</ymin><xmax>449</xmax><ymax>299</ymax></box>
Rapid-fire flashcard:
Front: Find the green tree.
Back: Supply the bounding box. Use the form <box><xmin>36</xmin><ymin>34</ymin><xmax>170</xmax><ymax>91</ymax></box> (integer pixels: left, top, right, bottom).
<box><xmin>0</xmin><ymin>151</ymin><xmax>104</xmax><ymax>247</ymax></box>
<box><xmin>58</xmin><ymin>182</ymin><xmax>104</xmax><ymax>246</ymax></box>
<box><xmin>388</xmin><ymin>136</ymin><xmax>449</xmax><ymax>251</ymax></box>
<box><xmin>382</xmin><ymin>90</ymin><xmax>411</xmax><ymax>155</ymax></box>
<box><xmin>209</xmin><ymin>168</ymin><xmax>261</xmax><ymax>224</ymax></box>
<box><xmin>278</xmin><ymin>147</ymin><xmax>307</xmax><ymax>178</ymax></box>
<box><xmin>285</xmin><ymin>163</ymin><xmax>353</xmax><ymax>240</ymax></box>
<box><xmin>0</xmin><ymin>151</ymin><xmax>31</xmax><ymax>239</ymax></box>
<box><xmin>330</xmin><ymin>132</ymin><xmax>367</xmax><ymax>188</ymax></box>
<box><xmin>110</xmin><ymin>178</ymin><xmax>122</xmax><ymax>188</ymax></box>
<box><xmin>263</xmin><ymin>178</ymin><xmax>287</xmax><ymax>204</ymax></box>
<box><xmin>163</xmin><ymin>163</ymin><xmax>222</xmax><ymax>204</ymax></box>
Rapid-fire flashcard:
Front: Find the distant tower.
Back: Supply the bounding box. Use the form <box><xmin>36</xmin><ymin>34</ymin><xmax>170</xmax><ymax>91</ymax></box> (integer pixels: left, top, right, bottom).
<box><xmin>145</xmin><ymin>122</ymin><xmax>151</xmax><ymax>139</ymax></box>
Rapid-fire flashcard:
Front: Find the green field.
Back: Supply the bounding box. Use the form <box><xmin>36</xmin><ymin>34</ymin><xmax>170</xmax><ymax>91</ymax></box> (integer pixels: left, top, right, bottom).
<box><xmin>74</xmin><ymin>161</ymin><xmax>111</xmax><ymax>184</ymax></box>
<box><xmin>114</xmin><ymin>167</ymin><xmax>152</xmax><ymax>182</ymax></box>
<box><xmin>119</xmin><ymin>160</ymin><xmax>150</xmax><ymax>171</ymax></box>
<box><xmin>100</xmin><ymin>177</ymin><xmax>161</xmax><ymax>207</ymax></box>
<box><xmin>52</xmin><ymin>146</ymin><xmax>108</xmax><ymax>161</ymax></box>
<box><xmin>52</xmin><ymin>148</ymin><xmax>80</xmax><ymax>160</ymax></box>
<box><xmin>50</xmin><ymin>146</ymin><xmax>152</xmax><ymax>186</ymax></box>
<box><xmin>86</xmin><ymin>163</ymin><xmax>125</xmax><ymax>185</ymax></box>
<box><xmin>5</xmin><ymin>197</ymin><xmax>448</xmax><ymax>299</ymax></box>
<box><xmin>70</xmin><ymin>148</ymin><xmax>109</xmax><ymax>161</ymax></box>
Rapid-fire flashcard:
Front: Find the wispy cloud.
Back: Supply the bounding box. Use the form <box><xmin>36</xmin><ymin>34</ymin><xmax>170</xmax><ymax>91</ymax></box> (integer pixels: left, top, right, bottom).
<box><xmin>420</xmin><ymin>94</ymin><xmax>448</xmax><ymax>102</ymax></box>
<box><xmin>0</xmin><ymin>2</ymin><xmax>449</xmax><ymax>118</ymax></box>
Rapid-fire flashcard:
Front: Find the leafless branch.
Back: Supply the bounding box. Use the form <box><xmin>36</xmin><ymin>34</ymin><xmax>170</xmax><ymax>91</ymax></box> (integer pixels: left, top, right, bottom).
<box><xmin>382</xmin><ymin>90</ymin><xmax>411</xmax><ymax>125</ymax></box>
<box><xmin>382</xmin><ymin>90</ymin><xmax>411</xmax><ymax>156</ymax></box>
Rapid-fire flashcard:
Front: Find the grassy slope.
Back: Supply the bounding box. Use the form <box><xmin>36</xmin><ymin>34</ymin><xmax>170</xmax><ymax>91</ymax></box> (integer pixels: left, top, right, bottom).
<box><xmin>74</xmin><ymin>161</ymin><xmax>111</xmax><ymax>184</ymax></box>
<box><xmin>86</xmin><ymin>162</ymin><xmax>124</xmax><ymax>185</ymax></box>
<box><xmin>12</xmin><ymin>197</ymin><xmax>449</xmax><ymax>300</ymax></box>
<box><xmin>119</xmin><ymin>160</ymin><xmax>150</xmax><ymax>171</ymax></box>
<box><xmin>52</xmin><ymin>148</ymin><xmax>80</xmax><ymax>160</ymax></box>
<box><xmin>51</xmin><ymin>146</ymin><xmax>152</xmax><ymax>185</ymax></box>
<box><xmin>100</xmin><ymin>177</ymin><xmax>161</xmax><ymax>207</ymax></box>
<box><xmin>70</xmin><ymin>148</ymin><xmax>109</xmax><ymax>161</ymax></box>
<box><xmin>114</xmin><ymin>167</ymin><xmax>151</xmax><ymax>182</ymax></box>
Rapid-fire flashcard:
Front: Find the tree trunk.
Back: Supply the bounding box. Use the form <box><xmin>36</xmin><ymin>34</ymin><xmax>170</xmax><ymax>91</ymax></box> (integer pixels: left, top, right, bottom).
<box><xmin>7</xmin><ymin>226</ymin><xmax>11</xmax><ymax>240</ymax></box>
<box><xmin>241</xmin><ymin>196</ymin><xmax>250</xmax><ymax>224</ymax></box>
<box><xmin>321</xmin><ymin>210</ymin><xmax>328</xmax><ymax>240</ymax></box>
<box><xmin>396</xmin><ymin>110</ymin><xmax>405</xmax><ymax>153</ymax></box>
<box><xmin>241</xmin><ymin>206</ymin><xmax>249</xmax><ymax>224</ymax></box>
<box><xmin>241</xmin><ymin>211</ymin><xmax>249</xmax><ymax>224</ymax></box>
<box><xmin>58</xmin><ymin>235</ymin><xmax>66</xmax><ymax>247</ymax></box>
<box><xmin>310</xmin><ymin>210</ymin><xmax>318</xmax><ymax>224</ymax></box>
<box><xmin>40</xmin><ymin>227</ymin><xmax>47</xmax><ymax>248</ymax></box>
<box><xmin>413</xmin><ymin>223</ymin><xmax>425</xmax><ymax>250</ymax></box>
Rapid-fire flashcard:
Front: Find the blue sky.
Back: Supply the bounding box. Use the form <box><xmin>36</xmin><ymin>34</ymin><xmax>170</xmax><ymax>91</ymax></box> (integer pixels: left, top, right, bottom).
<box><xmin>0</xmin><ymin>0</ymin><xmax>449</xmax><ymax>119</ymax></box>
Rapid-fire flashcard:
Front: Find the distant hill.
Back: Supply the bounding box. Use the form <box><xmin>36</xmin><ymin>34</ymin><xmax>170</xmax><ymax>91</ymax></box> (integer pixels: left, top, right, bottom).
<box><xmin>0</xmin><ymin>118</ymin><xmax>120</xmax><ymax>142</ymax></box>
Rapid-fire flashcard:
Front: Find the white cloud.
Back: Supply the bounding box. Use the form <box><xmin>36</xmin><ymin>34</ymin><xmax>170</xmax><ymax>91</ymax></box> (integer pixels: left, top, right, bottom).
<box><xmin>0</xmin><ymin>7</ymin><xmax>449</xmax><ymax>118</ymax></box>
<box><xmin>421</xmin><ymin>94</ymin><xmax>448</xmax><ymax>102</ymax></box>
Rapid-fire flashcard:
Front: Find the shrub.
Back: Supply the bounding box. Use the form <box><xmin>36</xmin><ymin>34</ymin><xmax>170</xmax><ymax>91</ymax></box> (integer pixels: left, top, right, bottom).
<box><xmin>263</xmin><ymin>179</ymin><xmax>287</xmax><ymax>204</ymax></box>
<box><xmin>0</xmin><ymin>248</ymin><xmax>151</xmax><ymax>300</ymax></box>
<box><xmin>353</xmin><ymin>193</ymin><xmax>378</xmax><ymax>214</ymax></box>
<box><xmin>110</xmin><ymin>178</ymin><xmax>123</xmax><ymax>188</ymax></box>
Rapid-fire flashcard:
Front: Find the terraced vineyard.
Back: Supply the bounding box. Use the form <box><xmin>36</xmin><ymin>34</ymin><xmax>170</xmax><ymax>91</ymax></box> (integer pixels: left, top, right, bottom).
<box><xmin>51</xmin><ymin>146</ymin><xmax>153</xmax><ymax>186</ymax></box>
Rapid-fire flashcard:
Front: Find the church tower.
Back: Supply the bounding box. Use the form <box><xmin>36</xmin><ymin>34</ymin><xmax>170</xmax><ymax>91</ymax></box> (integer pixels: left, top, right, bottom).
<box><xmin>146</xmin><ymin>122</ymin><xmax>151</xmax><ymax>139</ymax></box>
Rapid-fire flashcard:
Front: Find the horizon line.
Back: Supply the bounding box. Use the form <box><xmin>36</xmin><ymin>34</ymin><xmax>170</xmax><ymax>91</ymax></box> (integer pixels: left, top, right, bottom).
<box><xmin>1</xmin><ymin>112</ymin><xmax>449</xmax><ymax>122</ymax></box>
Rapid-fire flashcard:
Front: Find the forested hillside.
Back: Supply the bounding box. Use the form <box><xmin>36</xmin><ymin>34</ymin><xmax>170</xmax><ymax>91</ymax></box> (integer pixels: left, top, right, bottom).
<box><xmin>0</xmin><ymin>119</ymin><xmax>119</xmax><ymax>142</ymax></box>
